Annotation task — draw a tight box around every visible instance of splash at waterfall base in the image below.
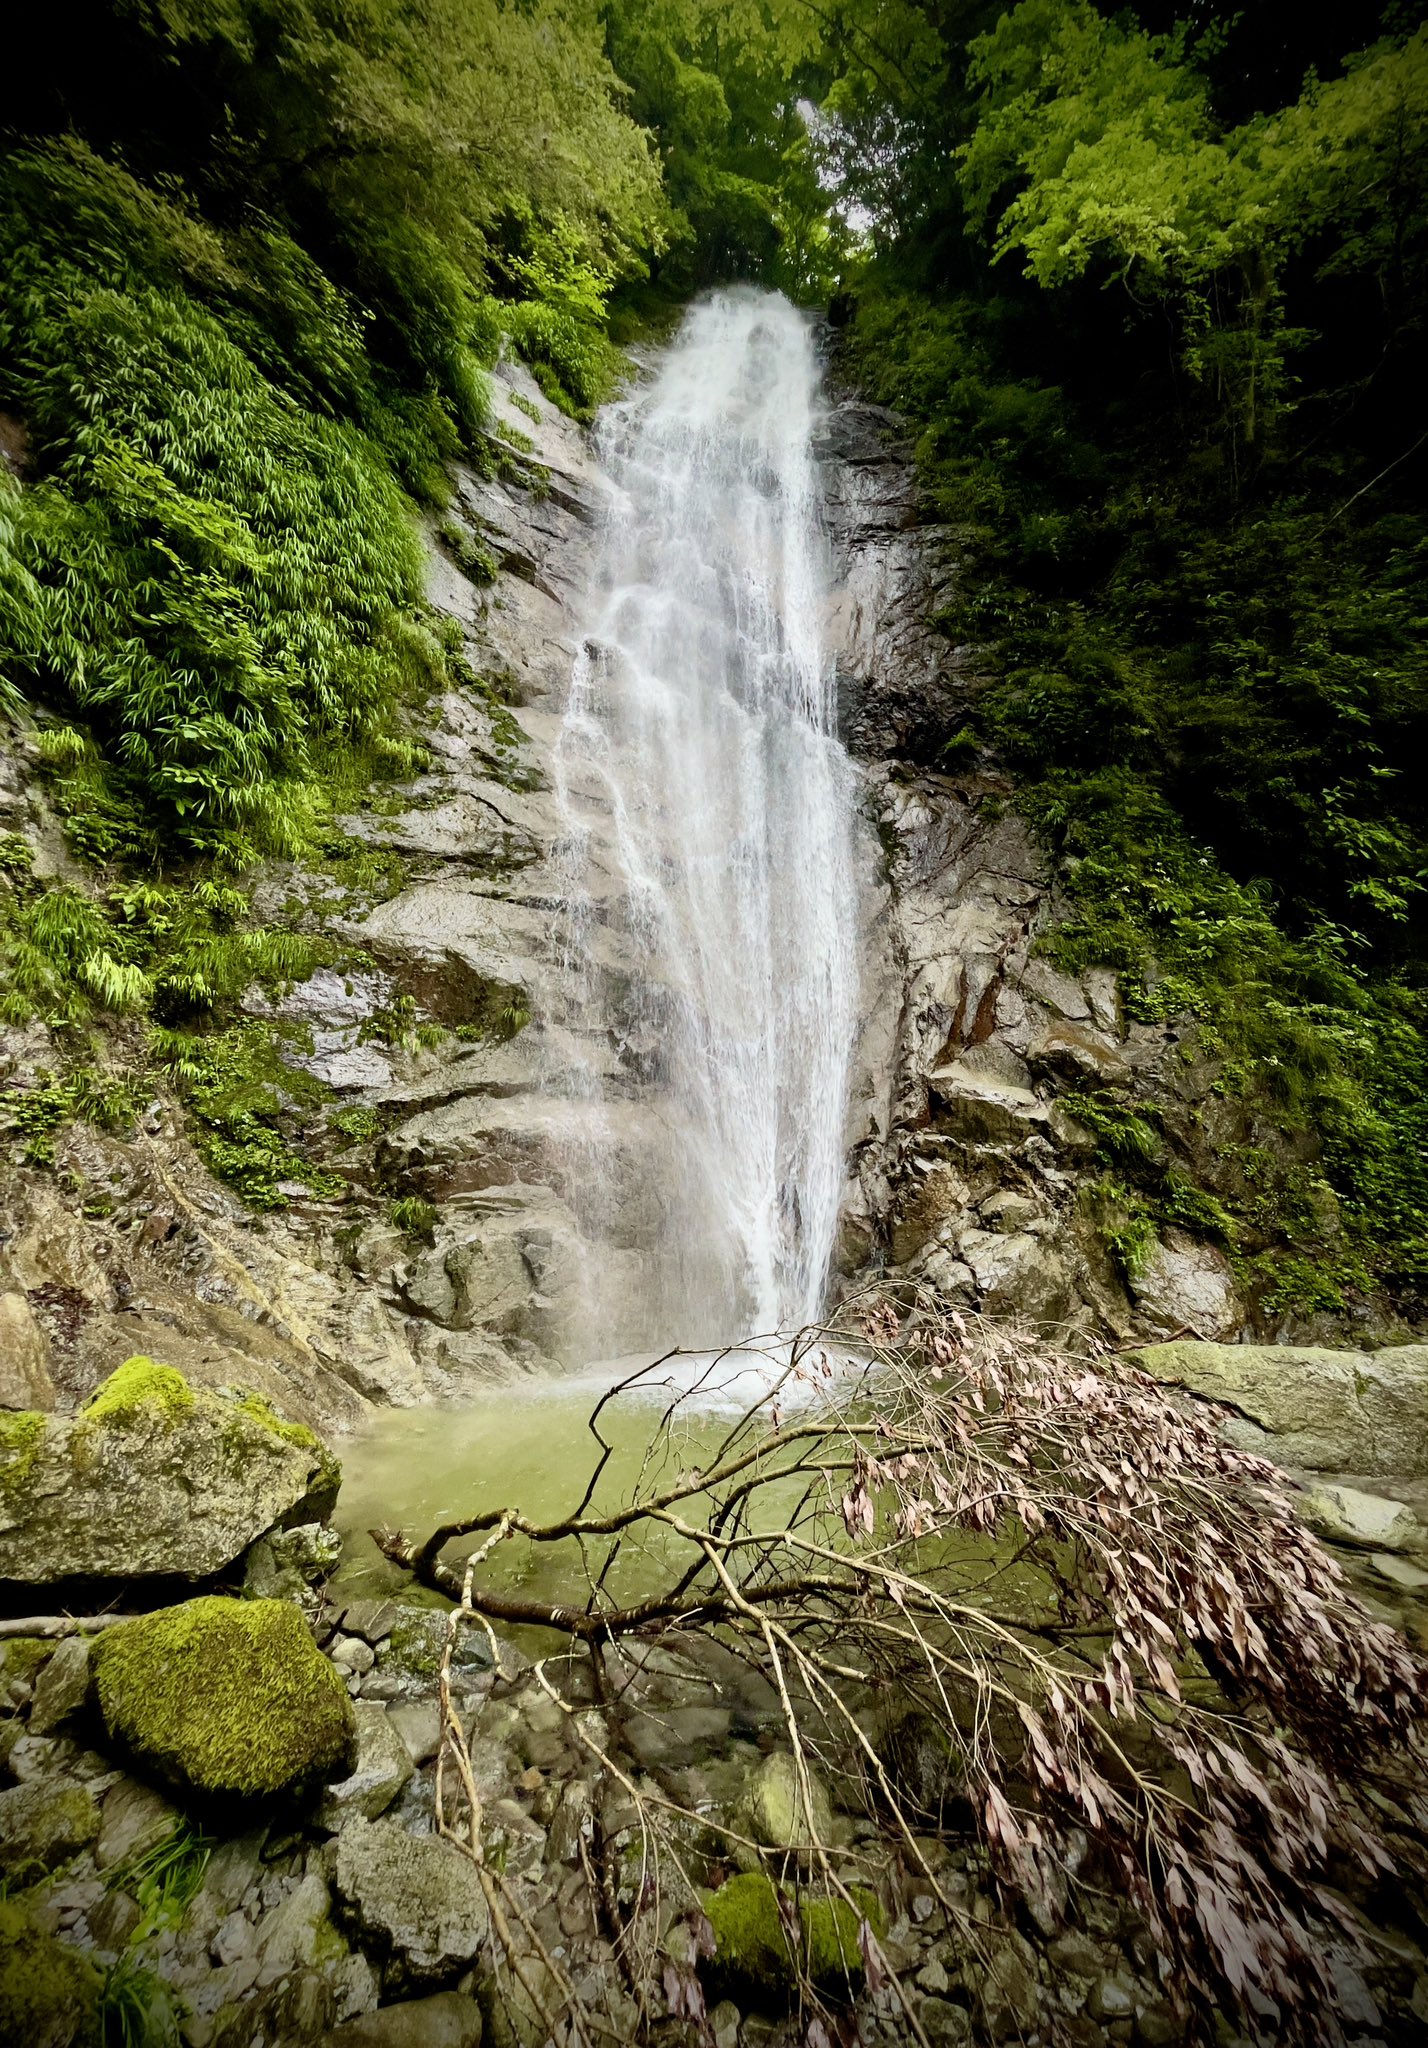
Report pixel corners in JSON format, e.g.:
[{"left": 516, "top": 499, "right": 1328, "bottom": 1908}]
[{"left": 4, "top": 1301, "right": 1427, "bottom": 2048}]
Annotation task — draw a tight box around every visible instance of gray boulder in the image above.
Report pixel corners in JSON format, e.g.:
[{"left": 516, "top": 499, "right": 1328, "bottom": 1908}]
[
  {"left": 317, "top": 1705, "right": 415, "bottom": 1829},
  {"left": 0, "top": 1357, "right": 340, "bottom": 1583},
  {"left": 333, "top": 1817, "right": 490, "bottom": 1988},
  {"left": 1129, "top": 1341, "right": 1428, "bottom": 1475}
]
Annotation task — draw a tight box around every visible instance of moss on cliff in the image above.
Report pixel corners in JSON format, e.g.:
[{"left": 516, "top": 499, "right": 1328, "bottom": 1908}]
[{"left": 91, "top": 1597, "right": 355, "bottom": 1799}]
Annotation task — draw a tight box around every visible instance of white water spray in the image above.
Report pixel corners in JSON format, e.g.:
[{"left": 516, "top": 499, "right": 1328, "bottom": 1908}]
[{"left": 551, "top": 288, "right": 859, "bottom": 1350}]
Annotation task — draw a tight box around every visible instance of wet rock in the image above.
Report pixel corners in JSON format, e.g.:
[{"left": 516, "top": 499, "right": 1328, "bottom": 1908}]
[
  {"left": 388, "top": 1699, "right": 442, "bottom": 1765},
  {"left": 738, "top": 1750, "right": 835, "bottom": 1861},
  {"left": 0, "top": 1290, "right": 56, "bottom": 1410},
  {"left": 329, "top": 1991, "right": 484, "bottom": 2048},
  {"left": 27, "top": 1637, "right": 92, "bottom": 1735},
  {"left": 332, "top": 1815, "right": 490, "bottom": 1988},
  {"left": 1130, "top": 1340, "right": 1428, "bottom": 1474},
  {"left": 1299, "top": 1482, "right": 1425, "bottom": 1553},
  {"left": 89, "top": 1887, "right": 143, "bottom": 1952},
  {"left": 253, "top": 1871, "right": 332, "bottom": 1983},
  {"left": 318, "top": 1704, "right": 415, "bottom": 1827},
  {"left": 1087, "top": 1971, "right": 1137, "bottom": 2020},
  {"left": 624, "top": 1704, "right": 731, "bottom": 1767},
  {"left": 978, "top": 1934, "right": 1039, "bottom": 2040},
  {"left": 91, "top": 1597, "right": 355, "bottom": 1798},
  {"left": 243, "top": 1521, "right": 343, "bottom": 1603},
  {"left": 918, "top": 2000, "right": 973, "bottom": 2046},
  {"left": 0, "top": 1776, "right": 101, "bottom": 1874},
  {"left": 0, "top": 1358, "right": 340, "bottom": 1584},
  {"left": 96, "top": 1776, "right": 181, "bottom": 1872},
  {"left": 1129, "top": 1232, "right": 1243, "bottom": 1341},
  {"left": 1369, "top": 1551, "right": 1428, "bottom": 1592},
  {"left": 343, "top": 1599, "right": 401, "bottom": 1645}
]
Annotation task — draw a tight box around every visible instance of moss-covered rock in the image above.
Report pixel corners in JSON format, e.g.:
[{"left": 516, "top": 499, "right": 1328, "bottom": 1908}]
[
  {"left": 699, "top": 1871, "right": 881, "bottom": 2010},
  {"left": 0, "top": 1779, "right": 102, "bottom": 1879},
  {"left": 0, "top": 1897, "right": 102, "bottom": 2048},
  {"left": 91, "top": 1596, "right": 355, "bottom": 1799},
  {"left": 0, "top": 1358, "right": 341, "bottom": 1583}
]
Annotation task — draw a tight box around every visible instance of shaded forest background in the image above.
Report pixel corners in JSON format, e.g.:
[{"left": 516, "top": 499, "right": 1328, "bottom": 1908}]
[{"left": 1, "top": 0, "right": 1425, "bottom": 1320}]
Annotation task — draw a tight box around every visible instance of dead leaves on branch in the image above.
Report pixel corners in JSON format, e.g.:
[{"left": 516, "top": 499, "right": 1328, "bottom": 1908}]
[{"left": 383, "top": 1287, "right": 1428, "bottom": 2048}]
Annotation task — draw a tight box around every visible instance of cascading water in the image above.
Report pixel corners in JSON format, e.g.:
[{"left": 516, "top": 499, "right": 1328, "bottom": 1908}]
[{"left": 550, "top": 287, "right": 859, "bottom": 1351}]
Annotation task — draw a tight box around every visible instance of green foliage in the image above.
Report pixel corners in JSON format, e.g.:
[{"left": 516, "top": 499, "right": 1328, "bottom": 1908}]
[
  {"left": 388, "top": 1195, "right": 438, "bottom": 1241},
  {"left": 5, "top": 1067, "right": 146, "bottom": 1166},
  {"left": 151, "top": 1022, "right": 343, "bottom": 1210},
  {"left": 842, "top": 7, "right": 1428, "bottom": 1310},
  {"left": 99, "top": 1825, "right": 209, "bottom": 2048},
  {"left": 329, "top": 1104, "right": 383, "bottom": 1144}
]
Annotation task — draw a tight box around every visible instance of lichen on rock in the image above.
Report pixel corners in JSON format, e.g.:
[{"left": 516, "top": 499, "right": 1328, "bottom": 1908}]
[{"left": 90, "top": 1595, "right": 355, "bottom": 1799}]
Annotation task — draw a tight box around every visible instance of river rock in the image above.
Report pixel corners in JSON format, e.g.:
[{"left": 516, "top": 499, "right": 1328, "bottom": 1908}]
[
  {"left": 329, "top": 1992, "right": 484, "bottom": 2048},
  {"left": 738, "top": 1750, "right": 835, "bottom": 1860},
  {"left": 332, "top": 1816, "right": 490, "bottom": 1988},
  {"left": 95, "top": 1776, "right": 181, "bottom": 1871},
  {"left": 317, "top": 1704, "right": 415, "bottom": 1828},
  {"left": 1129, "top": 1232, "right": 1243, "bottom": 1340},
  {"left": 90, "top": 1596, "right": 355, "bottom": 1798},
  {"left": 1128, "top": 1340, "right": 1428, "bottom": 1475},
  {"left": 0, "top": 1357, "right": 340, "bottom": 1584},
  {"left": 27, "top": 1637, "right": 92, "bottom": 1735}
]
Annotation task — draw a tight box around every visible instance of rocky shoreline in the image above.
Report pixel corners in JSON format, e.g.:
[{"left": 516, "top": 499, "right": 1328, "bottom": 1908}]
[{"left": 3, "top": 1349, "right": 1428, "bottom": 2047}]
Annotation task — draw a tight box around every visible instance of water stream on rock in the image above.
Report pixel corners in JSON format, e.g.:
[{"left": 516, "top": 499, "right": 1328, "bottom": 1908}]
[
  {"left": 337, "top": 290, "right": 861, "bottom": 1588},
  {"left": 549, "top": 287, "right": 858, "bottom": 1353}
]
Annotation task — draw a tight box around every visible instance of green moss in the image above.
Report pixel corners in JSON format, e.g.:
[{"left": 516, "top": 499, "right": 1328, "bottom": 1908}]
[
  {"left": 0, "top": 1898, "right": 103, "bottom": 2048},
  {"left": 80, "top": 1356, "right": 194, "bottom": 1429},
  {"left": 232, "top": 1393, "right": 341, "bottom": 1504},
  {"left": 699, "top": 1872, "right": 881, "bottom": 2010},
  {"left": 382, "top": 1607, "right": 446, "bottom": 1678},
  {"left": 0, "top": 1635, "right": 53, "bottom": 1689},
  {"left": 0, "top": 1411, "right": 46, "bottom": 1503},
  {"left": 90, "top": 1596, "right": 355, "bottom": 1799}
]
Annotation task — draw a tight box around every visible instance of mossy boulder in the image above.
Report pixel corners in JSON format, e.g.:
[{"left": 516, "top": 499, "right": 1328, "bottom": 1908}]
[
  {"left": 0, "top": 1898, "right": 102, "bottom": 2048},
  {"left": 0, "top": 1779, "right": 102, "bottom": 1878},
  {"left": 699, "top": 1871, "right": 882, "bottom": 2010},
  {"left": 0, "top": 1358, "right": 341, "bottom": 1584},
  {"left": 90, "top": 1596, "right": 355, "bottom": 1799}
]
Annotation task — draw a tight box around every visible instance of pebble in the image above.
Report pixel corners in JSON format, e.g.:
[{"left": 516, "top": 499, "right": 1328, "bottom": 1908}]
[
  {"left": 916, "top": 1959, "right": 951, "bottom": 1996},
  {"left": 213, "top": 1910, "right": 254, "bottom": 1967},
  {"left": 331, "top": 1635, "right": 377, "bottom": 1675}
]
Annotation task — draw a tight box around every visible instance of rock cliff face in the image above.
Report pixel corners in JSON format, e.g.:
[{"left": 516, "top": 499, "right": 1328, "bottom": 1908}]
[
  {"left": 0, "top": 347, "right": 1302, "bottom": 1432},
  {"left": 818, "top": 384, "right": 1245, "bottom": 1345}
]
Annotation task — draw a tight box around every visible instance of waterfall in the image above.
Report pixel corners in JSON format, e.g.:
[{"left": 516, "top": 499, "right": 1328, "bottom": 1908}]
[{"left": 551, "top": 287, "right": 858, "bottom": 1351}]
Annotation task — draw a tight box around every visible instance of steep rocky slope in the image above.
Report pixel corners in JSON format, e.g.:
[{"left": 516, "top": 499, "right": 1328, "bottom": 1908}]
[{"left": 0, "top": 344, "right": 1398, "bottom": 1439}]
